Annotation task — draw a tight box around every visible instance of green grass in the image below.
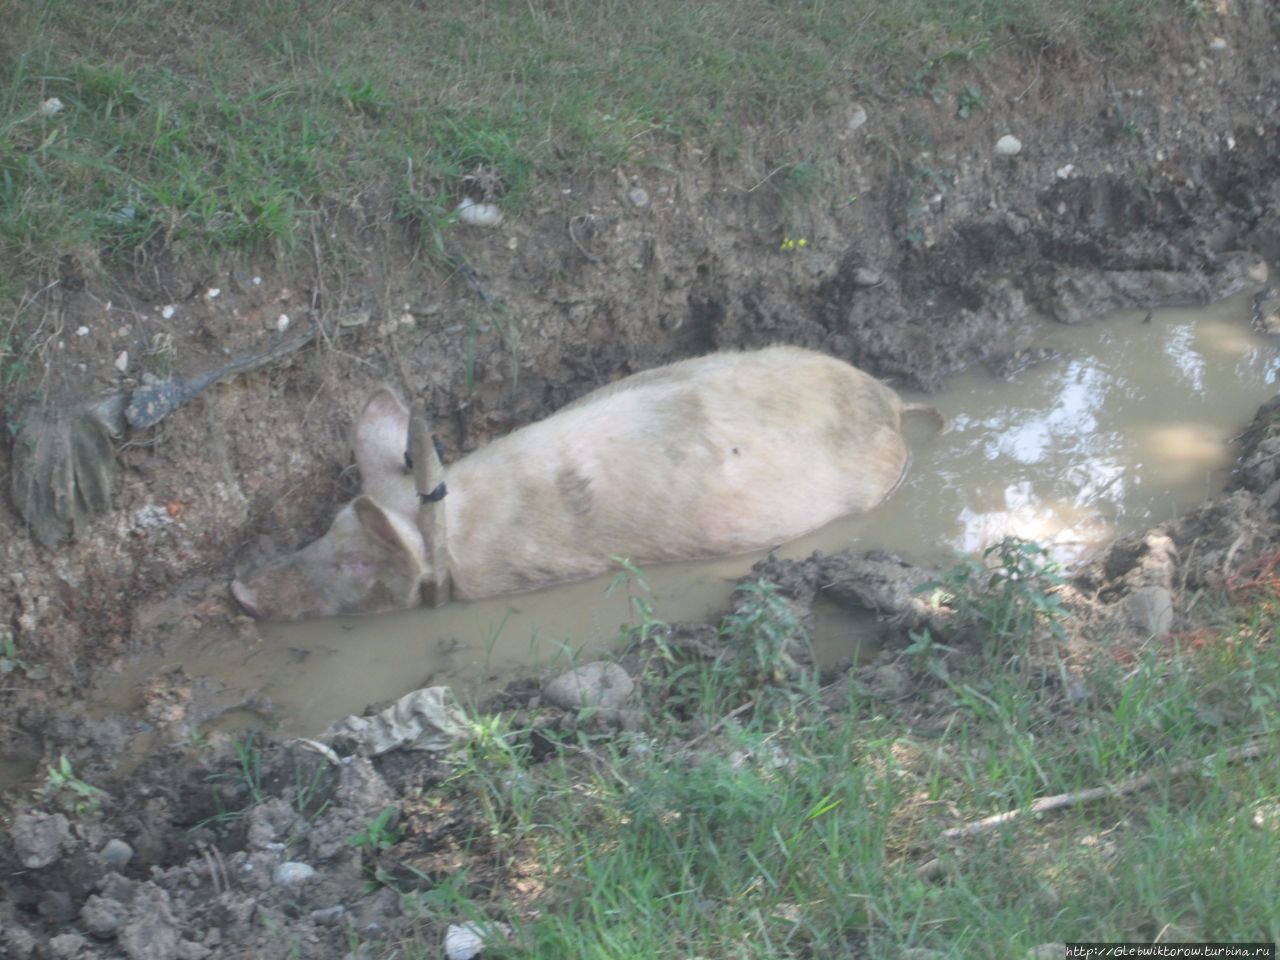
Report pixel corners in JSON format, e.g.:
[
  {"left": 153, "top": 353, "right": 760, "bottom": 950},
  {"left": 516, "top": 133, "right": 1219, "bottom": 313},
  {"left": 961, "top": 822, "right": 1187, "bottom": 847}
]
[
  {"left": 386, "top": 570, "right": 1280, "bottom": 958},
  {"left": 1, "top": 0, "right": 1193, "bottom": 293}
]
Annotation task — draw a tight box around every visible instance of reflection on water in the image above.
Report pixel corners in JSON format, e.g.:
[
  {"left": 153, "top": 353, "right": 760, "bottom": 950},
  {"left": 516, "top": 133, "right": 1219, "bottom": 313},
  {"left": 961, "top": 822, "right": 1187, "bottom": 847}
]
[{"left": 97, "top": 290, "right": 1279, "bottom": 734}]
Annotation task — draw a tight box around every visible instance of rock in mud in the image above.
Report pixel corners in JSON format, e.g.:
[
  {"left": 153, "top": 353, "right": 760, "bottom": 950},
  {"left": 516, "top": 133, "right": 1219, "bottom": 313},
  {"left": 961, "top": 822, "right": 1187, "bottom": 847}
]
[
  {"left": 544, "top": 662, "right": 634, "bottom": 711},
  {"left": 98, "top": 838, "right": 133, "bottom": 870},
  {"left": 10, "top": 811, "right": 72, "bottom": 869},
  {"left": 1124, "top": 585, "right": 1174, "bottom": 639},
  {"left": 995, "top": 134, "right": 1023, "bottom": 156},
  {"left": 272, "top": 861, "right": 316, "bottom": 886},
  {"left": 445, "top": 922, "right": 512, "bottom": 960},
  {"left": 849, "top": 266, "right": 883, "bottom": 287}
]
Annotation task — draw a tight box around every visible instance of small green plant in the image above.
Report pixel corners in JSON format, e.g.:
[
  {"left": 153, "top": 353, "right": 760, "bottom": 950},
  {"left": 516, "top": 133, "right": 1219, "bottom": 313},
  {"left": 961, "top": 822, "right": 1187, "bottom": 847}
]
[
  {"left": 779, "top": 234, "right": 808, "bottom": 252},
  {"left": 719, "top": 579, "right": 804, "bottom": 683},
  {"left": 190, "top": 732, "right": 268, "bottom": 834},
  {"left": 0, "top": 630, "right": 48, "bottom": 680},
  {"left": 920, "top": 536, "right": 1069, "bottom": 643},
  {"left": 40, "top": 755, "right": 108, "bottom": 816},
  {"left": 609, "top": 557, "right": 670, "bottom": 657},
  {"left": 346, "top": 805, "right": 402, "bottom": 852},
  {"left": 956, "top": 84, "right": 984, "bottom": 119}
]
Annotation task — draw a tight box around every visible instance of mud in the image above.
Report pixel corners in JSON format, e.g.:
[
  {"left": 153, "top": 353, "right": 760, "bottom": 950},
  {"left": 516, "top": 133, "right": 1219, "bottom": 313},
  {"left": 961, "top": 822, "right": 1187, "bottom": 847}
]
[{"left": 3, "top": 6, "right": 1280, "bottom": 957}]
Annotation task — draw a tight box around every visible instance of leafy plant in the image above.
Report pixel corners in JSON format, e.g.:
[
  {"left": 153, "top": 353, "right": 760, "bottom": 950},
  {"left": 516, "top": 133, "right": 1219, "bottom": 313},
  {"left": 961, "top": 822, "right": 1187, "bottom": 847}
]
[
  {"left": 719, "top": 579, "right": 805, "bottom": 684},
  {"left": 0, "top": 630, "right": 48, "bottom": 680},
  {"left": 956, "top": 83, "right": 984, "bottom": 119},
  {"left": 346, "top": 805, "right": 402, "bottom": 852},
  {"left": 40, "top": 754, "right": 108, "bottom": 816},
  {"left": 920, "top": 536, "right": 1069, "bottom": 643},
  {"left": 609, "top": 557, "right": 670, "bottom": 657}
]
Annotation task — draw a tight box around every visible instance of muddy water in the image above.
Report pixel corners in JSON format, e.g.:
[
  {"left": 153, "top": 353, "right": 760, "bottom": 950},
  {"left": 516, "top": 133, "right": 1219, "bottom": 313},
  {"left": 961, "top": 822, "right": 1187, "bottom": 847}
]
[{"left": 100, "top": 291, "right": 1279, "bottom": 735}]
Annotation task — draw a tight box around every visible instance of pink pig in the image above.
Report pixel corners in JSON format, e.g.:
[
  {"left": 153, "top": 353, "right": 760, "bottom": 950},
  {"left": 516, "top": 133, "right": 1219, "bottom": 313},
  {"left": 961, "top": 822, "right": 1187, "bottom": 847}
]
[{"left": 231, "top": 346, "right": 941, "bottom": 620}]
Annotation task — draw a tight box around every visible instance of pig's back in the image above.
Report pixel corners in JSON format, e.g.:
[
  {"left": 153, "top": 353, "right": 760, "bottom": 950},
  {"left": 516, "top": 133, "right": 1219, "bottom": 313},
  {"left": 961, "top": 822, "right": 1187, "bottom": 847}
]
[{"left": 446, "top": 347, "right": 910, "bottom": 596}]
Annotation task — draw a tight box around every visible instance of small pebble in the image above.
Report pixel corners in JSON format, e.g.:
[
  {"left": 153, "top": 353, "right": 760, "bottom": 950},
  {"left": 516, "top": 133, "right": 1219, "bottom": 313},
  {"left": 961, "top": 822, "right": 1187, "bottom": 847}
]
[
  {"left": 114, "top": 351, "right": 128, "bottom": 373},
  {"left": 456, "top": 198, "right": 503, "bottom": 227},
  {"left": 99, "top": 839, "right": 133, "bottom": 869},
  {"left": 272, "top": 861, "right": 315, "bottom": 885},
  {"left": 76, "top": 326, "right": 89, "bottom": 336},
  {"left": 161, "top": 304, "right": 176, "bottom": 319},
  {"left": 38, "top": 97, "right": 64, "bottom": 117},
  {"left": 205, "top": 287, "right": 221, "bottom": 299},
  {"left": 276, "top": 313, "right": 290, "bottom": 332},
  {"left": 995, "top": 134, "right": 1023, "bottom": 156},
  {"left": 627, "top": 187, "right": 650, "bottom": 208}
]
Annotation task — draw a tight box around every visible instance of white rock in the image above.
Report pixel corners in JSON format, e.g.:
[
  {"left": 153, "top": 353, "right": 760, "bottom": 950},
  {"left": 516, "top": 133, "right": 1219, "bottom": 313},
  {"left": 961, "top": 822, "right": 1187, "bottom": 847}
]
[
  {"left": 995, "top": 134, "right": 1023, "bottom": 156},
  {"left": 205, "top": 287, "right": 221, "bottom": 299},
  {"left": 252, "top": 276, "right": 262, "bottom": 285},
  {"left": 445, "top": 922, "right": 511, "bottom": 960},
  {"left": 276, "top": 313, "right": 290, "bottom": 332},
  {"left": 76, "top": 326, "right": 89, "bottom": 336},
  {"left": 847, "top": 103, "right": 868, "bottom": 133},
  {"left": 627, "top": 187, "right": 650, "bottom": 208},
  {"left": 161, "top": 304, "right": 176, "bottom": 319},
  {"left": 1208, "top": 36, "right": 1228, "bottom": 51},
  {"left": 1125, "top": 586, "right": 1173, "bottom": 639},
  {"left": 545, "top": 662, "right": 634, "bottom": 711},
  {"left": 38, "top": 97, "right": 63, "bottom": 117},
  {"left": 114, "top": 351, "right": 128, "bottom": 373},
  {"left": 455, "top": 197, "right": 503, "bottom": 227},
  {"left": 1055, "top": 163, "right": 1076, "bottom": 180},
  {"left": 272, "top": 861, "right": 315, "bottom": 885}
]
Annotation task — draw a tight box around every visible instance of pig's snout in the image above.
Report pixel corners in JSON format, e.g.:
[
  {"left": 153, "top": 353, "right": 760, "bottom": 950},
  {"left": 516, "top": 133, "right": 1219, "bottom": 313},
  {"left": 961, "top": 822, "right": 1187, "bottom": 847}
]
[{"left": 230, "top": 580, "right": 262, "bottom": 618}]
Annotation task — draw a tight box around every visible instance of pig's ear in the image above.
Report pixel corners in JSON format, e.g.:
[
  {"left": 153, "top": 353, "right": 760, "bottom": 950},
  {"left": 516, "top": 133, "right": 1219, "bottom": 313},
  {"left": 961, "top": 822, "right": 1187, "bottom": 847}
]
[
  {"left": 355, "top": 387, "right": 411, "bottom": 488},
  {"left": 352, "top": 495, "right": 426, "bottom": 568}
]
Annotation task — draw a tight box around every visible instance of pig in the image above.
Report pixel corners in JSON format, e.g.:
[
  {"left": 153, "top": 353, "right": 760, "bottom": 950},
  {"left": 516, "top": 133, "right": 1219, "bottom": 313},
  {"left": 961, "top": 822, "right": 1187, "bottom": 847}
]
[{"left": 230, "top": 346, "right": 943, "bottom": 620}]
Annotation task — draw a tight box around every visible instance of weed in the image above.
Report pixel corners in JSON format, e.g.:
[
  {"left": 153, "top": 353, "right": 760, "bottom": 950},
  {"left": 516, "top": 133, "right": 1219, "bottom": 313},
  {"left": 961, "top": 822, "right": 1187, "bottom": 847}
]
[
  {"left": 39, "top": 754, "right": 107, "bottom": 817},
  {"left": 956, "top": 84, "right": 984, "bottom": 119},
  {"left": 920, "top": 536, "right": 1068, "bottom": 644},
  {"left": 190, "top": 732, "right": 268, "bottom": 835},
  {"left": 345, "top": 805, "right": 402, "bottom": 853},
  {"left": 0, "top": 629, "right": 48, "bottom": 680},
  {"left": 609, "top": 557, "right": 670, "bottom": 657}
]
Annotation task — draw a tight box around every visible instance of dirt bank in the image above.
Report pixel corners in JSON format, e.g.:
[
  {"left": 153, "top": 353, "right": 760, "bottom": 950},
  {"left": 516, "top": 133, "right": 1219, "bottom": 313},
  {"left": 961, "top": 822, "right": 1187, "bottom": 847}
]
[{"left": 2, "top": 5, "right": 1280, "bottom": 956}]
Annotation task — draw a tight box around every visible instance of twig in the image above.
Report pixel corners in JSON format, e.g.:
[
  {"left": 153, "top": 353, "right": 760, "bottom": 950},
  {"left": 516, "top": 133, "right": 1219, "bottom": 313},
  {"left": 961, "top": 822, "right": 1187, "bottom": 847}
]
[
  {"left": 940, "top": 739, "right": 1269, "bottom": 842},
  {"left": 683, "top": 701, "right": 754, "bottom": 750},
  {"left": 568, "top": 215, "right": 601, "bottom": 263},
  {"left": 732, "top": 164, "right": 791, "bottom": 194}
]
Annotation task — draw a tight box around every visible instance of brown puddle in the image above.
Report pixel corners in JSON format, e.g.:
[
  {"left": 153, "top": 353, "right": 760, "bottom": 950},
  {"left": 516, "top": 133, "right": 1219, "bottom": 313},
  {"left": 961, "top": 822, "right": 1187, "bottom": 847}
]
[{"left": 97, "top": 291, "right": 1279, "bottom": 735}]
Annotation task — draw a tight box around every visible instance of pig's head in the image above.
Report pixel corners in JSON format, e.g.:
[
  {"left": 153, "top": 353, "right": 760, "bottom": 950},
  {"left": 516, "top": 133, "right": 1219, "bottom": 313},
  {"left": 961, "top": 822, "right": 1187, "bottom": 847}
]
[
  {"left": 231, "top": 386, "right": 442, "bottom": 621},
  {"left": 231, "top": 495, "right": 428, "bottom": 620}
]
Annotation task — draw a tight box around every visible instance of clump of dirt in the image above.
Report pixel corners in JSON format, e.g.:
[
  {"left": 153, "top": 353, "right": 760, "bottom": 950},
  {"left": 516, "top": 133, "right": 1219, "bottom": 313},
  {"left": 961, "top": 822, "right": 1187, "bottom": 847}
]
[{"left": 3, "top": 6, "right": 1280, "bottom": 956}]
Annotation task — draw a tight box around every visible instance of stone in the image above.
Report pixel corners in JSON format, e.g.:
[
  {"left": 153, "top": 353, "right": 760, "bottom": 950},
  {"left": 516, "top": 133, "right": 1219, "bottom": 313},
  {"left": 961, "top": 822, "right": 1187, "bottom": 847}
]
[
  {"left": 272, "top": 861, "right": 316, "bottom": 886},
  {"left": 100, "top": 838, "right": 134, "bottom": 870},
  {"left": 850, "top": 266, "right": 883, "bottom": 287},
  {"left": 1125, "top": 585, "right": 1173, "bottom": 638},
  {"left": 544, "top": 662, "right": 634, "bottom": 711},
  {"left": 995, "top": 134, "right": 1023, "bottom": 156}
]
